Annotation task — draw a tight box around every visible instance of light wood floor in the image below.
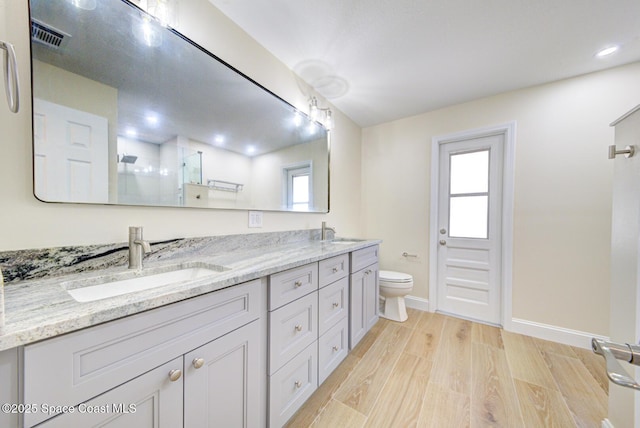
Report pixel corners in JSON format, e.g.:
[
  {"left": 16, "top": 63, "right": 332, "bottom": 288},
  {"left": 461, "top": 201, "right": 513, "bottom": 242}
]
[{"left": 285, "top": 309, "right": 608, "bottom": 428}]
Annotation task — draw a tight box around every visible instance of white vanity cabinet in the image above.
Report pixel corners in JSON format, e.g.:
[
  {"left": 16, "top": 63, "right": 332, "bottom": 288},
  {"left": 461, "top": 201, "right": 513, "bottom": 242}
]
[
  {"left": 267, "top": 263, "right": 319, "bottom": 428},
  {"left": 0, "top": 348, "right": 19, "bottom": 428},
  {"left": 22, "top": 278, "right": 264, "bottom": 428},
  {"left": 349, "top": 245, "right": 380, "bottom": 349},
  {"left": 268, "top": 254, "right": 352, "bottom": 427},
  {"left": 317, "top": 254, "right": 349, "bottom": 385}
]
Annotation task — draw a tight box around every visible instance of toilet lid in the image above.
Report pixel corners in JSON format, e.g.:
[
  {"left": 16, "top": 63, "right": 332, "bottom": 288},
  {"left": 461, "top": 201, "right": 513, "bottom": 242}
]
[{"left": 379, "top": 270, "right": 413, "bottom": 283}]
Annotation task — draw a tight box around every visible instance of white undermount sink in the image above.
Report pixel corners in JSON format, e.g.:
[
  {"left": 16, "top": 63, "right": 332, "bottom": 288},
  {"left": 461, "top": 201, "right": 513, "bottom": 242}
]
[{"left": 62, "top": 263, "right": 228, "bottom": 303}]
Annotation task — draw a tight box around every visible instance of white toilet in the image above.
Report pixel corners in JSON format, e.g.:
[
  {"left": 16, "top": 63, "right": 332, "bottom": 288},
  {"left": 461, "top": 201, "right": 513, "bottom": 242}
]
[{"left": 379, "top": 270, "right": 413, "bottom": 322}]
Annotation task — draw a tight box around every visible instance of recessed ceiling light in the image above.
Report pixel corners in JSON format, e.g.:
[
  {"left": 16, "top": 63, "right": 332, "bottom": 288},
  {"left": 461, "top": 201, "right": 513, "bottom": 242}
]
[{"left": 596, "top": 45, "right": 619, "bottom": 58}]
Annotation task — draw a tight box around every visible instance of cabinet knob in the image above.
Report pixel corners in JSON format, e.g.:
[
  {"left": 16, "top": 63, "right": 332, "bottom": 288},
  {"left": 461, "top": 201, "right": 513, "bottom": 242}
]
[
  {"left": 295, "top": 324, "right": 303, "bottom": 332},
  {"left": 332, "top": 345, "right": 339, "bottom": 352},
  {"left": 192, "top": 358, "right": 205, "bottom": 369},
  {"left": 332, "top": 267, "right": 338, "bottom": 273},
  {"left": 294, "top": 280, "right": 302, "bottom": 288},
  {"left": 295, "top": 380, "right": 302, "bottom": 388},
  {"left": 332, "top": 302, "right": 339, "bottom": 308},
  {"left": 168, "top": 369, "right": 182, "bottom": 382}
]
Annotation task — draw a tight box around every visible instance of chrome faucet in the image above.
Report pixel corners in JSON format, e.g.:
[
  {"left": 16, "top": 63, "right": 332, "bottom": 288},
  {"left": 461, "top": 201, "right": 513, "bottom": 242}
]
[
  {"left": 321, "top": 221, "right": 336, "bottom": 240},
  {"left": 128, "top": 226, "right": 151, "bottom": 269}
]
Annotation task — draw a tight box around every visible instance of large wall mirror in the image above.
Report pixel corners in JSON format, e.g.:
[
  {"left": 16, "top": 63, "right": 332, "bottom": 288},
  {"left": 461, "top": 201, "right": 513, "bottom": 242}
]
[{"left": 29, "top": 0, "right": 330, "bottom": 212}]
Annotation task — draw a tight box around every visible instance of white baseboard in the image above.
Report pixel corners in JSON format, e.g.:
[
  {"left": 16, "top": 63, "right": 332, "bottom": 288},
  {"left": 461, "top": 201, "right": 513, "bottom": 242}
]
[
  {"left": 602, "top": 418, "right": 614, "bottom": 428},
  {"left": 509, "top": 318, "right": 608, "bottom": 350},
  {"left": 405, "top": 295, "right": 429, "bottom": 312}
]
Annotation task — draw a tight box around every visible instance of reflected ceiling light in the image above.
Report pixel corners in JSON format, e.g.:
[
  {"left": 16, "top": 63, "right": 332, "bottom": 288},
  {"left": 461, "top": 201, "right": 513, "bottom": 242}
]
[
  {"left": 66, "top": 0, "right": 97, "bottom": 10},
  {"left": 145, "top": 113, "right": 159, "bottom": 125},
  {"left": 246, "top": 145, "right": 256, "bottom": 155},
  {"left": 596, "top": 45, "right": 619, "bottom": 57},
  {"left": 293, "top": 111, "right": 303, "bottom": 127},
  {"left": 125, "top": 128, "right": 137, "bottom": 138},
  {"left": 133, "top": 16, "right": 162, "bottom": 47},
  {"left": 214, "top": 135, "right": 225, "bottom": 145},
  {"left": 309, "top": 97, "right": 333, "bottom": 130}
]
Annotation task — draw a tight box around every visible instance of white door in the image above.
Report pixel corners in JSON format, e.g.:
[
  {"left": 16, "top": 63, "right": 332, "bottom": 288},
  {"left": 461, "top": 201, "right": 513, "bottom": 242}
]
[
  {"left": 608, "top": 105, "right": 640, "bottom": 427},
  {"left": 435, "top": 133, "right": 504, "bottom": 325},
  {"left": 33, "top": 98, "right": 109, "bottom": 203}
]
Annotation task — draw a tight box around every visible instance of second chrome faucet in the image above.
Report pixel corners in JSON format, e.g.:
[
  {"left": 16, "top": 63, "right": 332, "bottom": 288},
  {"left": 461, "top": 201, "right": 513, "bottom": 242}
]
[{"left": 128, "top": 226, "right": 151, "bottom": 269}]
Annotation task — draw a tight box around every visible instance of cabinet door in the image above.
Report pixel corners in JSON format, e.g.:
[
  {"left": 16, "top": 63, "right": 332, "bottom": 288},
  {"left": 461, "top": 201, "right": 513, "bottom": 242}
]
[
  {"left": 364, "top": 263, "right": 380, "bottom": 330},
  {"left": 350, "top": 263, "right": 379, "bottom": 350},
  {"left": 38, "top": 358, "right": 184, "bottom": 428},
  {"left": 184, "top": 320, "right": 262, "bottom": 428},
  {"left": 350, "top": 269, "right": 366, "bottom": 350}
]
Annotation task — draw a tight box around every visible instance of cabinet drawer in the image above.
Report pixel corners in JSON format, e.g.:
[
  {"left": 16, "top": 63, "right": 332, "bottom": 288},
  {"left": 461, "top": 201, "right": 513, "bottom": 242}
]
[
  {"left": 269, "top": 292, "right": 318, "bottom": 374},
  {"left": 269, "top": 263, "right": 318, "bottom": 310},
  {"left": 351, "top": 245, "right": 379, "bottom": 273},
  {"left": 318, "top": 277, "right": 349, "bottom": 336},
  {"left": 318, "top": 316, "right": 349, "bottom": 385},
  {"left": 269, "top": 341, "right": 318, "bottom": 428},
  {"left": 318, "top": 254, "right": 349, "bottom": 288},
  {"left": 23, "top": 279, "right": 262, "bottom": 427}
]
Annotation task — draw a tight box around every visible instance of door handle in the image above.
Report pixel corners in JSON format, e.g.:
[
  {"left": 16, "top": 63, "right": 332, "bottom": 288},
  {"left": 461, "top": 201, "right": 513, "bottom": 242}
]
[
  {"left": 592, "top": 338, "right": 640, "bottom": 391},
  {"left": 608, "top": 145, "right": 635, "bottom": 159},
  {"left": 0, "top": 40, "right": 19, "bottom": 113}
]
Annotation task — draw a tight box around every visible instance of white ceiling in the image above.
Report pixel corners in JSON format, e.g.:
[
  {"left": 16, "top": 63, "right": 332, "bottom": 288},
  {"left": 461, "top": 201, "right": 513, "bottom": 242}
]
[{"left": 208, "top": 0, "right": 640, "bottom": 127}]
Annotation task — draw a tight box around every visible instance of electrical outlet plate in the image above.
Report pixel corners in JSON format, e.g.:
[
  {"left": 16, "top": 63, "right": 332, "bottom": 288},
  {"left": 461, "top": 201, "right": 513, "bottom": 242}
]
[{"left": 248, "top": 211, "right": 263, "bottom": 228}]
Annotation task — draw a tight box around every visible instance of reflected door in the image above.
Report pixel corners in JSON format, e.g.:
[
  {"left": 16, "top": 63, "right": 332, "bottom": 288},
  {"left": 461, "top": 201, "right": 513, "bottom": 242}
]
[
  {"left": 436, "top": 134, "right": 504, "bottom": 324},
  {"left": 33, "top": 99, "right": 108, "bottom": 203}
]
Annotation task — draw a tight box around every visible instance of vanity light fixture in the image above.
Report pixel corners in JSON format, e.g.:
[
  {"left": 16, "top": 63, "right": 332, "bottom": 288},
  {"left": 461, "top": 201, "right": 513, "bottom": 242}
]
[
  {"left": 134, "top": 0, "right": 176, "bottom": 28},
  {"left": 596, "top": 45, "right": 619, "bottom": 57},
  {"left": 309, "top": 97, "right": 334, "bottom": 130}
]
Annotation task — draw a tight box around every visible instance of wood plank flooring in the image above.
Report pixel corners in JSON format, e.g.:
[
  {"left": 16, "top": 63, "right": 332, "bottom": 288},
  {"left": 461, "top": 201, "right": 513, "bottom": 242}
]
[{"left": 285, "top": 309, "right": 608, "bottom": 428}]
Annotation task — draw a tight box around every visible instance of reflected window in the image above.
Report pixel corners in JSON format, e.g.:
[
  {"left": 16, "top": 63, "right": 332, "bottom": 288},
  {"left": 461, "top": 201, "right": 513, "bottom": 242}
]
[
  {"left": 449, "top": 150, "right": 489, "bottom": 238},
  {"left": 284, "top": 163, "right": 312, "bottom": 211}
]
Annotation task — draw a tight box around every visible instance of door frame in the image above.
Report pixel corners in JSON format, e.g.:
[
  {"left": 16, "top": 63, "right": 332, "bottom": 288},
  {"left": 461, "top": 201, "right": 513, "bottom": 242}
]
[{"left": 428, "top": 122, "right": 516, "bottom": 327}]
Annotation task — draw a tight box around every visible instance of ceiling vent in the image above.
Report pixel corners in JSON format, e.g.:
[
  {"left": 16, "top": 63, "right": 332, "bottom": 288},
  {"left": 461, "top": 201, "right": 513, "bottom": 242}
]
[{"left": 31, "top": 19, "right": 71, "bottom": 49}]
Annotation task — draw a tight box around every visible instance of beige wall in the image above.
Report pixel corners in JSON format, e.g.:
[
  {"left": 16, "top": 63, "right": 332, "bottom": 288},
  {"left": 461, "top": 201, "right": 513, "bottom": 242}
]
[
  {"left": 362, "top": 61, "right": 640, "bottom": 336},
  {"left": 0, "top": 0, "right": 362, "bottom": 251}
]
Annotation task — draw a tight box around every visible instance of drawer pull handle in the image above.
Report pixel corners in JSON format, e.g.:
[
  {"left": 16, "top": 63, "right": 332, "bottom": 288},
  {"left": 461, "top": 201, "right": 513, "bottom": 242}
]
[
  {"left": 294, "top": 280, "right": 303, "bottom": 288},
  {"left": 332, "top": 267, "right": 339, "bottom": 273},
  {"left": 332, "top": 302, "right": 340, "bottom": 308},
  {"left": 192, "top": 358, "right": 205, "bottom": 369},
  {"left": 295, "top": 324, "right": 303, "bottom": 332},
  {"left": 295, "top": 380, "right": 302, "bottom": 388},
  {"left": 168, "top": 369, "right": 182, "bottom": 382},
  {"left": 332, "top": 345, "right": 339, "bottom": 352}
]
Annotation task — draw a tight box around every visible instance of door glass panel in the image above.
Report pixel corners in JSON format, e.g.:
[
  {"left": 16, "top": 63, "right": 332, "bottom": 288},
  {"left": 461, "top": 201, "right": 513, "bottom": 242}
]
[
  {"left": 449, "top": 196, "right": 488, "bottom": 238},
  {"left": 450, "top": 150, "right": 489, "bottom": 194}
]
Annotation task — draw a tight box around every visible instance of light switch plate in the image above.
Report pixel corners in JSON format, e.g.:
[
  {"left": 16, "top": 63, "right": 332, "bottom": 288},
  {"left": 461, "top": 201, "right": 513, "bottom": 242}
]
[{"left": 248, "top": 211, "right": 263, "bottom": 228}]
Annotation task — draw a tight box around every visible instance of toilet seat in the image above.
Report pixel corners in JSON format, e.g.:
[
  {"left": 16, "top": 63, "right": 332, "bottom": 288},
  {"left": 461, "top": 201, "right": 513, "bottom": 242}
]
[{"left": 379, "top": 270, "right": 413, "bottom": 283}]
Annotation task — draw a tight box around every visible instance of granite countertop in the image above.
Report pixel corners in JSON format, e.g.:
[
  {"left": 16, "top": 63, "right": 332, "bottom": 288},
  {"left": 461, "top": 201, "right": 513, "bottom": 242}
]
[{"left": 0, "top": 237, "right": 380, "bottom": 352}]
